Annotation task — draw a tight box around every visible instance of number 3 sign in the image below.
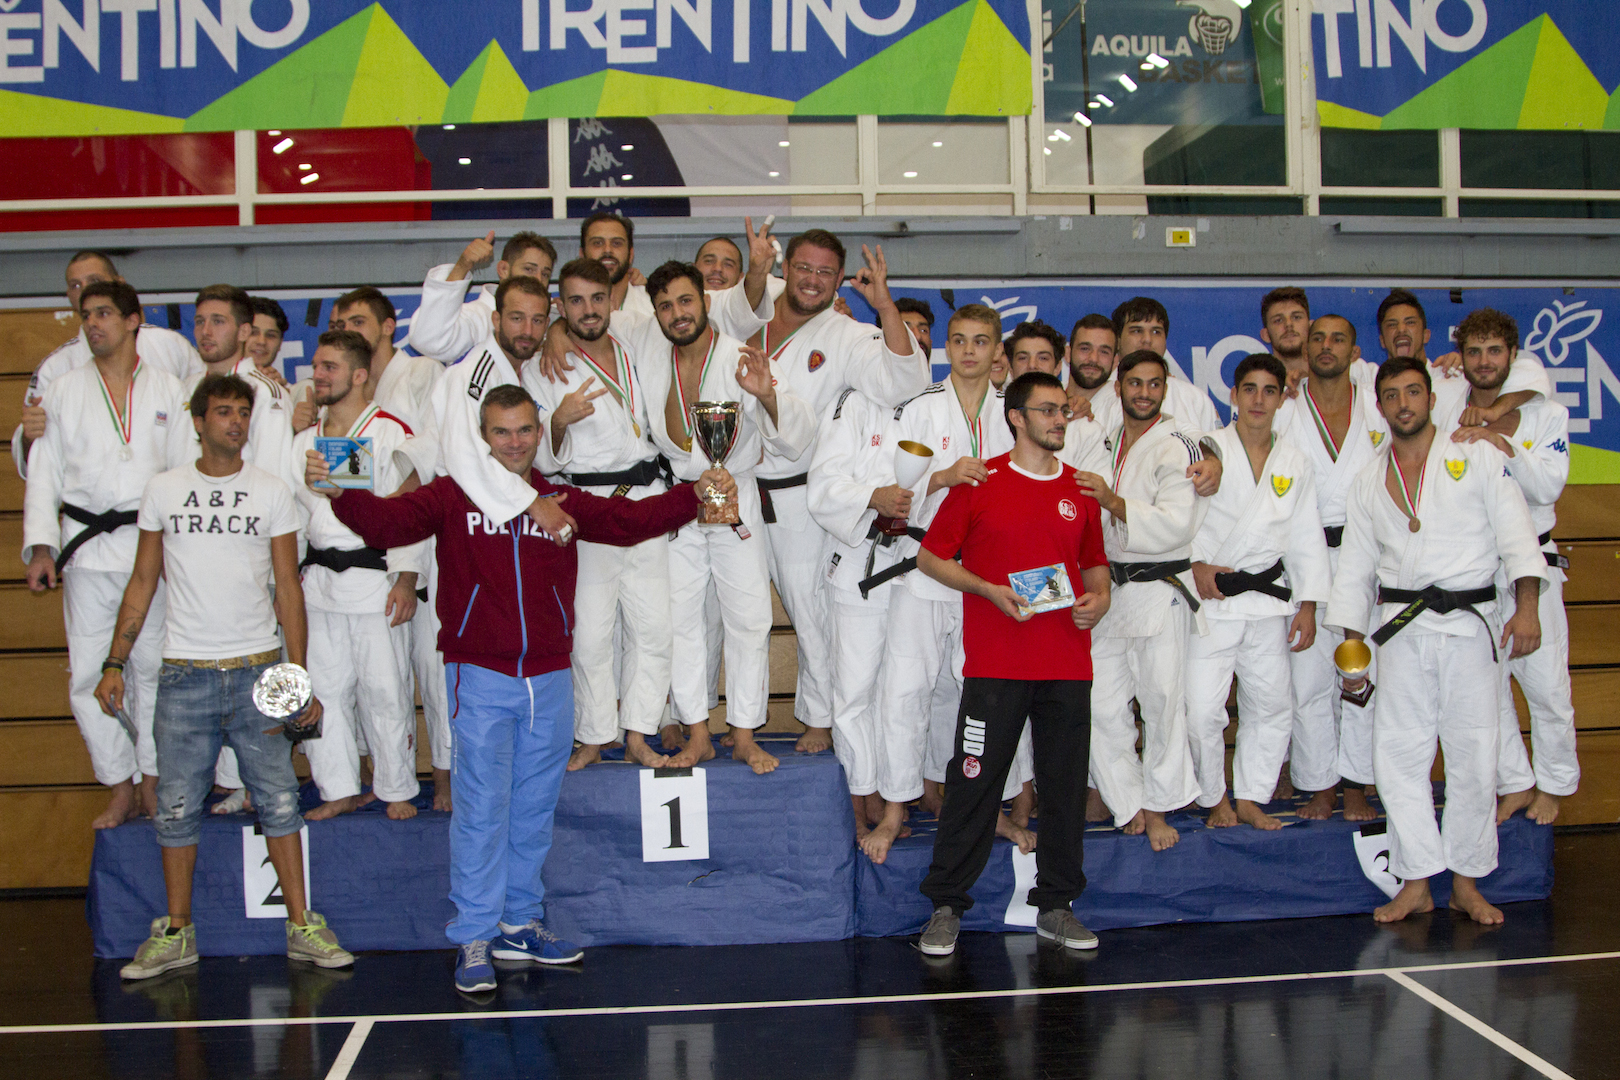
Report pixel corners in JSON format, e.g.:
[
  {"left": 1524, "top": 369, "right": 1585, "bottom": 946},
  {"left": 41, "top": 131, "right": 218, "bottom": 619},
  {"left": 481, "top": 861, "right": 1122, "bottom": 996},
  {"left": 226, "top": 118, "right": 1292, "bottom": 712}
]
[{"left": 638, "top": 767, "right": 710, "bottom": 862}]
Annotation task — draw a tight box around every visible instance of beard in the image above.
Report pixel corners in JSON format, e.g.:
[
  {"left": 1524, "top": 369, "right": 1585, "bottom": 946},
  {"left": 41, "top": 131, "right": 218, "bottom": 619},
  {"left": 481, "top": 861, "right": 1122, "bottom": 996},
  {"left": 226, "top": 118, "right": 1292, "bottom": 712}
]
[
  {"left": 662, "top": 310, "right": 709, "bottom": 348},
  {"left": 1388, "top": 411, "right": 1429, "bottom": 438},
  {"left": 598, "top": 258, "right": 629, "bottom": 285},
  {"left": 1122, "top": 395, "right": 1163, "bottom": 423},
  {"left": 785, "top": 289, "right": 834, "bottom": 318},
  {"left": 1466, "top": 365, "right": 1509, "bottom": 392},
  {"left": 1072, "top": 363, "right": 1109, "bottom": 391},
  {"left": 497, "top": 328, "right": 540, "bottom": 360},
  {"left": 1030, "top": 426, "right": 1066, "bottom": 451},
  {"left": 1308, "top": 352, "right": 1353, "bottom": 381},
  {"left": 563, "top": 317, "right": 606, "bottom": 343},
  {"left": 1272, "top": 339, "right": 1304, "bottom": 362}
]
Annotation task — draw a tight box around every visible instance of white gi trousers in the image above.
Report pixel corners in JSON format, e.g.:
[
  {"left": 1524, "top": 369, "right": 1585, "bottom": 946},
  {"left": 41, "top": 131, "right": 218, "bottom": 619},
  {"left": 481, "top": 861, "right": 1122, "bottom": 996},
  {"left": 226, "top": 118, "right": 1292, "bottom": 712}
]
[
  {"left": 1495, "top": 574, "right": 1578, "bottom": 797},
  {"left": 665, "top": 476, "right": 772, "bottom": 733},
  {"left": 571, "top": 489, "right": 673, "bottom": 746},
  {"left": 1185, "top": 616, "right": 1294, "bottom": 807},
  {"left": 64, "top": 569, "right": 167, "bottom": 786},
  {"left": 1374, "top": 628, "right": 1500, "bottom": 881},
  {"left": 760, "top": 484, "right": 833, "bottom": 731},
  {"left": 1090, "top": 598, "right": 1200, "bottom": 826},
  {"left": 302, "top": 609, "right": 419, "bottom": 803},
  {"left": 1289, "top": 549, "right": 1376, "bottom": 790},
  {"left": 412, "top": 539, "right": 452, "bottom": 772},
  {"left": 827, "top": 588, "right": 888, "bottom": 796}
]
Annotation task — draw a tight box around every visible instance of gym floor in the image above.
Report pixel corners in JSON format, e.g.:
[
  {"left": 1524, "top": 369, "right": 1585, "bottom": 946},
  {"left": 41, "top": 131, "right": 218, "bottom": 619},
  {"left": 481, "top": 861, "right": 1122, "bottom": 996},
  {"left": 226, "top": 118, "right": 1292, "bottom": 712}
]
[{"left": 1, "top": 830, "right": 1615, "bottom": 1080}]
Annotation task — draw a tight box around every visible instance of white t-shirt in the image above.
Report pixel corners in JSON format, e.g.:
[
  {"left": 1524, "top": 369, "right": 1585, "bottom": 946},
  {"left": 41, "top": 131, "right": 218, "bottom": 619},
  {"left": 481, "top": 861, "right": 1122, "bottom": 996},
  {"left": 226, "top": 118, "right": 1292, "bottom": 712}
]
[{"left": 137, "top": 462, "right": 300, "bottom": 660}]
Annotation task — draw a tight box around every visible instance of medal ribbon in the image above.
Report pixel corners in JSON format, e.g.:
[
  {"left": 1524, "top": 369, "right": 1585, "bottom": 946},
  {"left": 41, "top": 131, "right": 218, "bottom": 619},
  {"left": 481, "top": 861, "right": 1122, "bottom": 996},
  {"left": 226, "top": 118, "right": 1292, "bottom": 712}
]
[
  {"left": 960, "top": 385, "right": 986, "bottom": 459},
  {"left": 1391, "top": 453, "right": 1425, "bottom": 524},
  {"left": 348, "top": 402, "right": 381, "bottom": 438},
  {"left": 578, "top": 337, "right": 637, "bottom": 421},
  {"left": 1303, "top": 381, "right": 1349, "bottom": 462},
  {"left": 94, "top": 356, "right": 139, "bottom": 450},
  {"left": 672, "top": 332, "right": 720, "bottom": 443},
  {"left": 1111, "top": 415, "right": 1161, "bottom": 488}
]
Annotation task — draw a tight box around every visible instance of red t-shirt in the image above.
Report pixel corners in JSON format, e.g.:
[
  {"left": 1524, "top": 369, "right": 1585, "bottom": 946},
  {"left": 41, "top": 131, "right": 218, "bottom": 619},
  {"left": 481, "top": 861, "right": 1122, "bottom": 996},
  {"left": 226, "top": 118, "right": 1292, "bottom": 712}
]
[{"left": 921, "top": 453, "right": 1108, "bottom": 681}]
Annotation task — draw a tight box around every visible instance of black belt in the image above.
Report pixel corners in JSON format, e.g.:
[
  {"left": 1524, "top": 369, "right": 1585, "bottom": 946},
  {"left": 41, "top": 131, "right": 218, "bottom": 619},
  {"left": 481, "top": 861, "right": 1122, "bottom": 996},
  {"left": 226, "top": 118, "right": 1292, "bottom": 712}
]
[
  {"left": 1538, "top": 530, "right": 1569, "bottom": 570},
  {"left": 416, "top": 588, "right": 429, "bottom": 602},
  {"left": 1214, "top": 559, "right": 1291, "bottom": 602},
  {"left": 756, "top": 472, "right": 807, "bottom": 524},
  {"left": 1372, "top": 583, "right": 1498, "bottom": 659},
  {"left": 300, "top": 545, "right": 388, "bottom": 573},
  {"left": 1324, "top": 525, "right": 1344, "bottom": 548},
  {"left": 1109, "top": 559, "right": 1200, "bottom": 612},
  {"left": 856, "top": 521, "right": 928, "bottom": 600},
  {"left": 566, "top": 456, "right": 669, "bottom": 498},
  {"left": 56, "top": 503, "right": 138, "bottom": 574}
]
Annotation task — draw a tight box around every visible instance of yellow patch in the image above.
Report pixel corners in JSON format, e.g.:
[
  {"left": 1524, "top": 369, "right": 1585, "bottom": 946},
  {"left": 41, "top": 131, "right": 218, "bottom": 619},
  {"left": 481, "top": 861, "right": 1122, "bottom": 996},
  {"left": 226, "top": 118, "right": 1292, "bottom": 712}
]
[
  {"left": 1445, "top": 458, "right": 1468, "bottom": 481},
  {"left": 1369, "top": 431, "right": 1385, "bottom": 447},
  {"left": 1522, "top": 439, "right": 1535, "bottom": 450},
  {"left": 1271, "top": 475, "right": 1293, "bottom": 497}
]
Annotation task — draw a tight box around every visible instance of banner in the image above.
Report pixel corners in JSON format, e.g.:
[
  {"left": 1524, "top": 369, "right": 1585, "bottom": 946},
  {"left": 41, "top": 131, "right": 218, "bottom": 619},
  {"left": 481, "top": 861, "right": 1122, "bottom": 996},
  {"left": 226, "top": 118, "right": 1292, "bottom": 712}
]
[
  {"left": 0, "top": 0, "right": 1031, "bottom": 137},
  {"left": 1312, "top": 1, "right": 1620, "bottom": 130}
]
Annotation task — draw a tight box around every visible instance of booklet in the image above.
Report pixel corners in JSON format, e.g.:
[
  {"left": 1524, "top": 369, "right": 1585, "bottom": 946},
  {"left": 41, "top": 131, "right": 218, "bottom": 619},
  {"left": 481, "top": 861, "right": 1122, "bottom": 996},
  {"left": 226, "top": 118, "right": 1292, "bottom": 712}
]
[
  {"left": 1007, "top": 563, "right": 1075, "bottom": 614},
  {"left": 313, "top": 436, "right": 374, "bottom": 490}
]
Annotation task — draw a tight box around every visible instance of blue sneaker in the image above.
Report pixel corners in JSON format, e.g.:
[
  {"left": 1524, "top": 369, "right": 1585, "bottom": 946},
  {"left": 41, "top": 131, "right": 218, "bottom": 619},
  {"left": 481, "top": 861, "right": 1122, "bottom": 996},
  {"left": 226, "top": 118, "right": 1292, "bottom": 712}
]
[
  {"left": 454, "top": 940, "right": 497, "bottom": 993},
  {"left": 492, "top": 920, "right": 584, "bottom": 965}
]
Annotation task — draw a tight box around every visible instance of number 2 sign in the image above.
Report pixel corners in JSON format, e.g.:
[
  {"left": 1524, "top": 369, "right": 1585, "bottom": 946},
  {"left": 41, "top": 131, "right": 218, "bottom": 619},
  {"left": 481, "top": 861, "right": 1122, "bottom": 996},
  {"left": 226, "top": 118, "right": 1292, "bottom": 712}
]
[{"left": 638, "top": 768, "right": 710, "bottom": 862}]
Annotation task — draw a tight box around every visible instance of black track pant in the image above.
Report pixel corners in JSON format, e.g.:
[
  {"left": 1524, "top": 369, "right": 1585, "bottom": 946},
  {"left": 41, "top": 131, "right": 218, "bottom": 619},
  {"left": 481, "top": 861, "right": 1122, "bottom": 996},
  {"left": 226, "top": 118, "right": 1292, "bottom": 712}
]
[{"left": 920, "top": 677, "right": 1091, "bottom": 914}]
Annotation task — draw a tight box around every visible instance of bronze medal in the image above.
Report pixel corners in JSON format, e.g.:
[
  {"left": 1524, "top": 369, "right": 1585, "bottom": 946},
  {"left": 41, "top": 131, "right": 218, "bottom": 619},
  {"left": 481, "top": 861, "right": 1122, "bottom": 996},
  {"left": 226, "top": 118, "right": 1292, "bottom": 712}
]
[{"left": 1409, "top": 517, "right": 1421, "bottom": 533}]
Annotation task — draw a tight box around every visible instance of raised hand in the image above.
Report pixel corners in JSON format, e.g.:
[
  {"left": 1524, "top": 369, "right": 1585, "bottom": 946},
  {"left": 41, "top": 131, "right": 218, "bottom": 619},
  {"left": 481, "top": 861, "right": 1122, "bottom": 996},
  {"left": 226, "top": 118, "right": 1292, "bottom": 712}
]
[
  {"left": 551, "top": 375, "right": 608, "bottom": 432},
  {"left": 452, "top": 231, "right": 496, "bottom": 281},
  {"left": 744, "top": 215, "right": 778, "bottom": 276},
  {"left": 292, "top": 384, "right": 317, "bottom": 433},
  {"left": 846, "top": 244, "right": 894, "bottom": 311},
  {"left": 735, "top": 345, "right": 776, "bottom": 403}
]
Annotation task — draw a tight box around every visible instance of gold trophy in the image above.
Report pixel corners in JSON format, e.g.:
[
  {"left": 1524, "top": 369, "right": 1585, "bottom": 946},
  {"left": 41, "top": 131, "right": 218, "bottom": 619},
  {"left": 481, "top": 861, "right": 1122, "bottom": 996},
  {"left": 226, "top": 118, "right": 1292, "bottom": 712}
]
[
  {"left": 691, "top": 400, "right": 742, "bottom": 525},
  {"left": 1335, "top": 639, "right": 1374, "bottom": 707}
]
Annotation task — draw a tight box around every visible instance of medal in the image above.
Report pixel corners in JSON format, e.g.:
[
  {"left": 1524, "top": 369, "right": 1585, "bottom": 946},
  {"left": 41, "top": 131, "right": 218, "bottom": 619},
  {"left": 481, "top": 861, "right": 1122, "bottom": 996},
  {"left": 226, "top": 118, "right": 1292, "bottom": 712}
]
[
  {"left": 579, "top": 338, "right": 640, "bottom": 440},
  {"left": 1409, "top": 518, "right": 1421, "bottom": 533},
  {"left": 1391, "top": 453, "right": 1426, "bottom": 534},
  {"left": 634, "top": 421, "right": 642, "bottom": 438},
  {"left": 119, "top": 446, "right": 133, "bottom": 462},
  {"left": 673, "top": 333, "right": 720, "bottom": 455},
  {"left": 96, "top": 357, "right": 139, "bottom": 463}
]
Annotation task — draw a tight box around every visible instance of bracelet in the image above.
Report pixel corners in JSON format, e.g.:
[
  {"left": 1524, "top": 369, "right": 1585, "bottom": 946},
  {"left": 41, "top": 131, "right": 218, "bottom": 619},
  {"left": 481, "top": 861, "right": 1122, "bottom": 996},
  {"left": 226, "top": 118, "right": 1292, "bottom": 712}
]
[{"left": 101, "top": 657, "right": 126, "bottom": 672}]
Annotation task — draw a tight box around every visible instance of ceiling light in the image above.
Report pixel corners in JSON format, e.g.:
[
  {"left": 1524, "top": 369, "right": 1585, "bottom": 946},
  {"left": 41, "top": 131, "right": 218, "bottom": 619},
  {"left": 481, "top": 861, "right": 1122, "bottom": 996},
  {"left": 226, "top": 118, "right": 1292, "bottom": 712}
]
[
  {"left": 1043, "top": 147, "right": 1052, "bottom": 156},
  {"left": 297, "top": 162, "right": 311, "bottom": 170},
  {"left": 1141, "top": 61, "right": 1154, "bottom": 70},
  {"left": 1094, "top": 93, "right": 1114, "bottom": 107},
  {"left": 1233, "top": 0, "right": 1251, "bottom": 7},
  {"left": 443, "top": 124, "right": 456, "bottom": 130},
  {"left": 1073, "top": 111, "right": 1092, "bottom": 128},
  {"left": 768, "top": 170, "right": 780, "bottom": 177},
  {"left": 903, "top": 170, "right": 918, "bottom": 178},
  {"left": 271, "top": 137, "right": 294, "bottom": 154},
  {"left": 1048, "top": 133, "right": 1060, "bottom": 142},
  {"left": 779, "top": 140, "right": 790, "bottom": 147},
  {"left": 299, "top": 173, "right": 319, "bottom": 185},
  {"left": 1145, "top": 52, "right": 1169, "bottom": 68},
  {"left": 620, "top": 144, "right": 634, "bottom": 151},
  {"left": 932, "top": 141, "right": 943, "bottom": 147},
  {"left": 267, "top": 130, "right": 281, "bottom": 136},
  {"left": 1118, "top": 73, "right": 1138, "bottom": 92},
  {"left": 1053, "top": 129, "right": 1072, "bottom": 142},
  {"left": 458, "top": 157, "right": 472, "bottom": 165},
  {"left": 621, "top": 173, "right": 633, "bottom": 180}
]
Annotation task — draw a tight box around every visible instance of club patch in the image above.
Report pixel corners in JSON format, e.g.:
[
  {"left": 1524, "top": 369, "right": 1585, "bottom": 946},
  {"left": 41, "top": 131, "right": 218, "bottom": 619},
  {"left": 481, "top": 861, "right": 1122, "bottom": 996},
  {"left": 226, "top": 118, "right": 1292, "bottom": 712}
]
[
  {"left": 962, "top": 756, "right": 981, "bottom": 779},
  {"left": 1271, "top": 475, "right": 1292, "bottom": 497},
  {"left": 807, "top": 350, "right": 826, "bottom": 372},
  {"left": 1369, "top": 431, "right": 1384, "bottom": 447},
  {"left": 1058, "top": 498, "right": 1077, "bottom": 520},
  {"left": 1446, "top": 458, "right": 1468, "bottom": 480}
]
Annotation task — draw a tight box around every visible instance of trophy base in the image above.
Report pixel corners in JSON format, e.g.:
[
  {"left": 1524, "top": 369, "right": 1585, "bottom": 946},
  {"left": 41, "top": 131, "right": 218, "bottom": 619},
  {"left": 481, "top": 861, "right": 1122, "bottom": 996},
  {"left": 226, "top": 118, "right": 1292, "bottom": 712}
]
[
  {"left": 876, "top": 515, "right": 912, "bottom": 538},
  {"left": 1339, "top": 680, "right": 1374, "bottom": 708},
  {"left": 699, "top": 502, "right": 741, "bottom": 526}
]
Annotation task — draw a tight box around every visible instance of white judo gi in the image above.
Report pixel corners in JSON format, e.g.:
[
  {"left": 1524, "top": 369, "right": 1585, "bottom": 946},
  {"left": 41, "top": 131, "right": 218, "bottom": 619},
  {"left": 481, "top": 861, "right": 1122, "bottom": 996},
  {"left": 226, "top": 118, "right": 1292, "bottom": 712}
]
[
  {"left": 1328, "top": 437, "right": 1546, "bottom": 882},
  {"left": 626, "top": 321, "right": 815, "bottom": 733},
  {"left": 522, "top": 330, "right": 671, "bottom": 745},
  {"left": 1089, "top": 415, "right": 1208, "bottom": 827},
  {"left": 293, "top": 404, "right": 427, "bottom": 804},
  {"left": 1184, "top": 427, "right": 1330, "bottom": 807},
  {"left": 21, "top": 361, "right": 193, "bottom": 785},
  {"left": 1090, "top": 372, "right": 1218, "bottom": 440},
  {"left": 808, "top": 388, "right": 912, "bottom": 797},
  {"left": 406, "top": 264, "right": 498, "bottom": 363},
  {"left": 13, "top": 324, "right": 202, "bottom": 478}
]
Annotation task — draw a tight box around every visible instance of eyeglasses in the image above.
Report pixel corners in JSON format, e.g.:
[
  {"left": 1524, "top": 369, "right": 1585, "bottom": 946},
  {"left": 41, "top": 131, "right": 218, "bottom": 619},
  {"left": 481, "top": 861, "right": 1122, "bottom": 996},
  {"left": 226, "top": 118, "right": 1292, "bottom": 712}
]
[
  {"left": 1016, "top": 404, "right": 1074, "bottom": 420},
  {"left": 789, "top": 262, "right": 840, "bottom": 280}
]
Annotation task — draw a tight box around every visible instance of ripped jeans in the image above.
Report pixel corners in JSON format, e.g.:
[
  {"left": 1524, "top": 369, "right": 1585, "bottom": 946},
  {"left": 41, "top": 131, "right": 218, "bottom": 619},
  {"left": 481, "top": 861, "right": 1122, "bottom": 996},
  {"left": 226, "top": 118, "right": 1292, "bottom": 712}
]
[{"left": 152, "top": 659, "right": 304, "bottom": 848}]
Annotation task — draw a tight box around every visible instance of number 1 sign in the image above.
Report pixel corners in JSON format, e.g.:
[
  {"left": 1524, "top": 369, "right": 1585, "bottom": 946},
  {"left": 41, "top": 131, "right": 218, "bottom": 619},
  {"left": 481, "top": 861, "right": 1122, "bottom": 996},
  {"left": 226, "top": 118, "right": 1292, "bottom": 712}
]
[{"left": 638, "top": 768, "right": 710, "bottom": 862}]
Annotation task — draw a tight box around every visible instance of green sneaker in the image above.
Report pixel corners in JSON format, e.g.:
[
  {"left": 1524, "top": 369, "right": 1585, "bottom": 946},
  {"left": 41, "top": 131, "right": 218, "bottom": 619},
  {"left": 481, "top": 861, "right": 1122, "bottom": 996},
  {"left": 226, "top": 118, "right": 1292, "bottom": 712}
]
[
  {"left": 286, "top": 911, "right": 354, "bottom": 969},
  {"left": 120, "top": 917, "right": 199, "bottom": 981}
]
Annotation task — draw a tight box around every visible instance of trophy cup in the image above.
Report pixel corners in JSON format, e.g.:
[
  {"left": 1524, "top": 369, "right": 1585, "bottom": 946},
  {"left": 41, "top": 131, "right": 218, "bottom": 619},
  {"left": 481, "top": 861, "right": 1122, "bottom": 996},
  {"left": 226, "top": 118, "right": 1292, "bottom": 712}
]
[
  {"left": 881, "top": 440, "right": 934, "bottom": 537},
  {"left": 253, "top": 662, "right": 319, "bottom": 742},
  {"left": 1334, "top": 639, "right": 1375, "bottom": 707},
  {"left": 691, "top": 401, "right": 742, "bottom": 525}
]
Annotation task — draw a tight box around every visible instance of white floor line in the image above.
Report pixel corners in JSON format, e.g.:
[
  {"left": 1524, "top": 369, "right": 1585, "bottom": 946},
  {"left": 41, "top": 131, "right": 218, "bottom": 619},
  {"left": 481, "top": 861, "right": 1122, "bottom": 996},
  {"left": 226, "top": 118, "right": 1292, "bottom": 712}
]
[
  {"left": 5, "top": 949, "right": 1616, "bottom": 1037},
  {"left": 1384, "top": 971, "right": 1576, "bottom": 1080},
  {"left": 323, "top": 1019, "right": 373, "bottom": 1080}
]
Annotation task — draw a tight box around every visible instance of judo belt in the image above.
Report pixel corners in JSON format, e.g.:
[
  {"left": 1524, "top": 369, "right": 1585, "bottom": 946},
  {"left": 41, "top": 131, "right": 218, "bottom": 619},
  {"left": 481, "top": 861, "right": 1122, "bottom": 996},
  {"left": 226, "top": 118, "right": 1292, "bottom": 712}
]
[
  {"left": 416, "top": 588, "right": 429, "bottom": 603},
  {"left": 55, "top": 503, "right": 137, "bottom": 574},
  {"left": 1372, "top": 583, "right": 1499, "bottom": 659},
  {"left": 1109, "top": 559, "right": 1200, "bottom": 613},
  {"left": 1323, "top": 525, "right": 1344, "bottom": 548},
  {"left": 566, "top": 455, "right": 669, "bottom": 498},
  {"left": 1214, "top": 559, "right": 1291, "bottom": 602},
  {"left": 856, "top": 522, "right": 928, "bottom": 600},
  {"left": 300, "top": 545, "right": 387, "bottom": 573},
  {"left": 756, "top": 472, "right": 808, "bottom": 524},
  {"left": 1539, "top": 530, "right": 1570, "bottom": 571}
]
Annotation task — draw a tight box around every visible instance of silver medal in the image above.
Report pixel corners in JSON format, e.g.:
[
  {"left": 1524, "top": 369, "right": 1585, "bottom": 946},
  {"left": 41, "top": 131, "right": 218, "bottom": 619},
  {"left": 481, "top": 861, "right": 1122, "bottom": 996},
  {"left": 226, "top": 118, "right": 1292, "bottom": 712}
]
[{"left": 119, "top": 446, "right": 133, "bottom": 462}]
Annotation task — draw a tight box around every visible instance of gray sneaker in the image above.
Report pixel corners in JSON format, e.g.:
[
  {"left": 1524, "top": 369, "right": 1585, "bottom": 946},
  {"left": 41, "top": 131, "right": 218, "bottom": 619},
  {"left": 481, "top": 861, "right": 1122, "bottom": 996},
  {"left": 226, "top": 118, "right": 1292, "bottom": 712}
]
[
  {"left": 1036, "top": 909, "right": 1099, "bottom": 950},
  {"left": 286, "top": 911, "right": 354, "bottom": 969},
  {"left": 120, "top": 917, "right": 199, "bottom": 980},
  {"left": 919, "top": 907, "right": 961, "bottom": 956}
]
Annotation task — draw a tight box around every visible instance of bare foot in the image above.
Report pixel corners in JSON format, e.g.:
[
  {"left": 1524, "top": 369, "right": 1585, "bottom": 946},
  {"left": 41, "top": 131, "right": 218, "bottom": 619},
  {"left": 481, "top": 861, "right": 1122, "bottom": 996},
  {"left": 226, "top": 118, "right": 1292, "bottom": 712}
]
[
  {"left": 1086, "top": 786, "right": 1111, "bottom": 823},
  {"left": 1496, "top": 787, "right": 1534, "bottom": 824},
  {"left": 668, "top": 725, "right": 717, "bottom": 768},
  {"left": 1272, "top": 770, "right": 1295, "bottom": 802},
  {"left": 1374, "top": 879, "right": 1435, "bottom": 923},
  {"left": 92, "top": 781, "right": 139, "bottom": 830},
  {"left": 863, "top": 793, "right": 887, "bottom": 828},
  {"left": 1343, "top": 786, "right": 1379, "bottom": 822},
  {"left": 1235, "top": 798, "right": 1283, "bottom": 831},
  {"left": 138, "top": 775, "right": 158, "bottom": 819},
  {"left": 1009, "top": 782, "right": 1035, "bottom": 828},
  {"left": 1447, "top": 876, "right": 1504, "bottom": 925},
  {"left": 659, "top": 724, "right": 686, "bottom": 752},
  {"left": 432, "top": 768, "right": 453, "bottom": 812},
  {"left": 304, "top": 793, "right": 376, "bottom": 821},
  {"left": 566, "top": 744, "right": 604, "bottom": 771},
  {"left": 1297, "top": 789, "right": 1336, "bottom": 821},
  {"left": 1205, "top": 796, "right": 1238, "bottom": 828},
  {"left": 731, "top": 730, "right": 779, "bottom": 775},
  {"left": 1122, "top": 809, "right": 1147, "bottom": 836},
  {"left": 920, "top": 781, "right": 944, "bottom": 817},
  {"left": 1526, "top": 789, "right": 1562, "bottom": 825},
  {"left": 851, "top": 796, "right": 871, "bottom": 843},
  {"left": 996, "top": 811, "right": 1037, "bottom": 853},
  {"left": 624, "top": 732, "right": 671, "bottom": 769},
  {"left": 859, "top": 804, "right": 906, "bottom": 864},
  {"left": 719, "top": 731, "right": 736, "bottom": 748},
  {"left": 386, "top": 800, "right": 418, "bottom": 821},
  {"left": 795, "top": 726, "right": 833, "bottom": 754},
  {"left": 1144, "top": 811, "right": 1179, "bottom": 852}
]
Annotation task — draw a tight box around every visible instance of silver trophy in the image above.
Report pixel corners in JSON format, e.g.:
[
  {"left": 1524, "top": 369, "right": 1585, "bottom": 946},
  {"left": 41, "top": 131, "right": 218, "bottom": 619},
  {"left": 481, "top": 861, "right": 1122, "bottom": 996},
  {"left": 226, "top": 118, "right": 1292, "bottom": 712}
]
[
  {"left": 253, "top": 662, "right": 318, "bottom": 741},
  {"left": 691, "top": 400, "right": 742, "bottom": 525}
]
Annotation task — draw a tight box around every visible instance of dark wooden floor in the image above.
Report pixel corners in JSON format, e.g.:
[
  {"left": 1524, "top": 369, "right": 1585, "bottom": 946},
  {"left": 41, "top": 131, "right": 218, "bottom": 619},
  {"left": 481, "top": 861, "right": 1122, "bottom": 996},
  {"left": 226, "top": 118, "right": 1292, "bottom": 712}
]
[{"left": 1, "top": 830, "right": 1616, "bottom": 1079}]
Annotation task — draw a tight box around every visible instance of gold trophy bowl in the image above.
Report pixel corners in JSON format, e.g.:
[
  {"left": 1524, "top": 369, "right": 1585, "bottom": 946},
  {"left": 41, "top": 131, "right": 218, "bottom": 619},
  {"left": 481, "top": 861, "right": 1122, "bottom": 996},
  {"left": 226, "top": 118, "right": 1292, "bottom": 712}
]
[{"left": 1334, "top": 639, "right": 1374, "bottom": 707}]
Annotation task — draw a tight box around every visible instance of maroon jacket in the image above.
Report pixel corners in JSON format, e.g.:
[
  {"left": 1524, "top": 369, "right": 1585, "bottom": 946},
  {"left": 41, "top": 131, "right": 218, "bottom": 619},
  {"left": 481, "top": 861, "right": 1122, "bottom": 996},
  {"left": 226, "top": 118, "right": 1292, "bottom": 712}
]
[{"left": 332, "top": 470, "right": 699, "bottom": 678}]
